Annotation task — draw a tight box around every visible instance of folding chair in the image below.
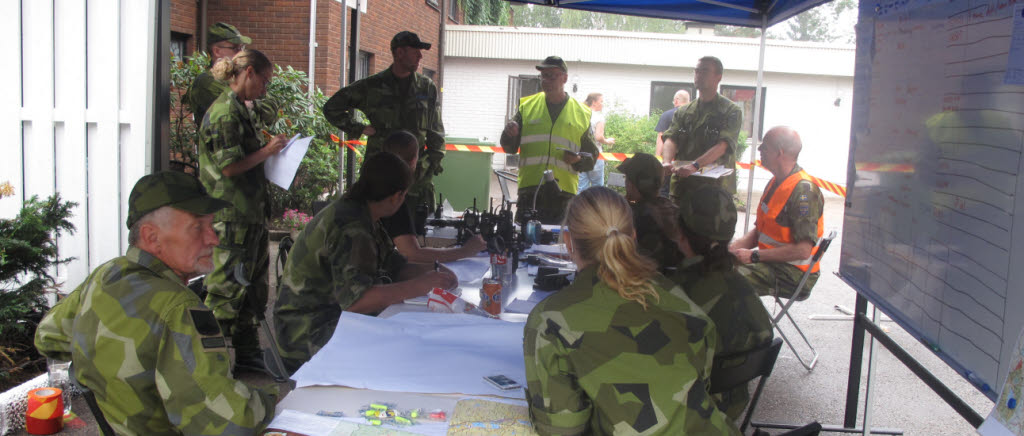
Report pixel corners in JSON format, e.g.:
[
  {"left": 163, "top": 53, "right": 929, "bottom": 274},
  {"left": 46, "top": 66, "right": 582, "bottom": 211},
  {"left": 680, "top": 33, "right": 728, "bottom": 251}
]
[
  {"left": 710, "top": 338, "right": 821, "bottom": 436},
  {"left": 766, "top": 230, "right": 837, "bottom": 371}
]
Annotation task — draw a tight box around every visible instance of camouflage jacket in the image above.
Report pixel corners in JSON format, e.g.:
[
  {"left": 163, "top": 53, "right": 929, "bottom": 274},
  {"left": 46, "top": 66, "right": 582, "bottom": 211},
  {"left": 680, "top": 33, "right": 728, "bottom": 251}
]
[
  {"left": 34, "top": 246, "right": 274, "bottom": 435},
  {"left": 323, "top": 67, "right": 445, "bottom": 181},
  {"left": 664, "top": 94, "right": 742, "bottom": 194},
  {"left": 663, "top": 94, "right": 742, "bottom": 166},
  {"left": 632, "top": 196, "right": 683, "bottom": 270},
  {"left": 199, "top": 89, "right": 270, "bottom": 223},
  {"left": 669, "top": 257, "right": 774, "bottom": 420},
  {"left": 523, "top": 266, "right": 740, "bottom": 436},
  {"left": 185, "top": 71, "right": 277, "bottom": 129},
  {"left": 274, "top": 198, "right": 407, "bottom": 373},
  {"left": 669, "top": 257, "right": 773, "bottom": 360}
]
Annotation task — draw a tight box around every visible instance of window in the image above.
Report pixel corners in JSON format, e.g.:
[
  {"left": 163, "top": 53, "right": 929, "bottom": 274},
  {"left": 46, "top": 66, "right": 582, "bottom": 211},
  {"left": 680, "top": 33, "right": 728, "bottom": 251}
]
[
  {"left": 422, "top": 68, "right": 436, "bottom": 81},
  {"left": 356, "top": 50, "right": 373, "bottom": 80},
  {"left": 170, "top": 32, "right": 190, "bottom": 62},
  {"left": 506, "top": 75, "right": 541, "bottom": 120},
  {"left": 449, "top": 0, "right": 458, "bottom": 21},
  {"left": 426, "top": 0, "right": 438, "bottom": 8},
  {"left": 649, "top": 81, "right": 695, "bottom": 115},
  {"left": 720, "top": 85, "right": 767, "bottom": 141}
]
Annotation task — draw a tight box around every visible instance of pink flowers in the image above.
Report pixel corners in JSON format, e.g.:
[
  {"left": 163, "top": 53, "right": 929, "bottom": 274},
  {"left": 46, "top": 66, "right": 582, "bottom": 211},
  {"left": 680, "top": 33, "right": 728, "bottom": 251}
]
[{"left": 281, "top": 209, "right": 312, "bottom": 231}]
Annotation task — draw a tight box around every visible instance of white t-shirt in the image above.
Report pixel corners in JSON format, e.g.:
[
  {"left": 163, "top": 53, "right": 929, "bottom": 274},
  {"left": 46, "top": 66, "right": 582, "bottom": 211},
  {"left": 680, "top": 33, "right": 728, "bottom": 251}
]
[{"left": 590, "top": 111, "right": 605, "bottom": 153}]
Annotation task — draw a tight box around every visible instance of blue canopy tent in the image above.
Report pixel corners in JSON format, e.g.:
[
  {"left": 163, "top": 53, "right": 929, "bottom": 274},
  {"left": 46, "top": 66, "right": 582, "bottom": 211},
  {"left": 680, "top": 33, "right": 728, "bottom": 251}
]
[{"left": 506, "top": 0, "right": 835, "bottom": 231}]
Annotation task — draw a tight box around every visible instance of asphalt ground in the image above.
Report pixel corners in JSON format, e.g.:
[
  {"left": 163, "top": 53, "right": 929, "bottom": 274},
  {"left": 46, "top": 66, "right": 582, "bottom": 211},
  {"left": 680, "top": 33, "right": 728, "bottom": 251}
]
[{"left": 13, "top": 185, "right": 995, "bottom": 435}]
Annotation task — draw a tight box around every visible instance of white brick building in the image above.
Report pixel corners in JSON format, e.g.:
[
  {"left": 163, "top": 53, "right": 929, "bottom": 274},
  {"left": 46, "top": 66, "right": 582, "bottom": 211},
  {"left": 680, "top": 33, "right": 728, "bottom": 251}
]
[{"left": 441, "top": 25, "right": 855, "bottom": 194}]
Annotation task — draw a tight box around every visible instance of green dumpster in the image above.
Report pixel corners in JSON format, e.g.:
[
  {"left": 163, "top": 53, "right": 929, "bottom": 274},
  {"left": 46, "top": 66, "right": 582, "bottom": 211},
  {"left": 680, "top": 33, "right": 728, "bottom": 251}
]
[{"left": 433, "top": 137, "right": 493, "bottom": 212}]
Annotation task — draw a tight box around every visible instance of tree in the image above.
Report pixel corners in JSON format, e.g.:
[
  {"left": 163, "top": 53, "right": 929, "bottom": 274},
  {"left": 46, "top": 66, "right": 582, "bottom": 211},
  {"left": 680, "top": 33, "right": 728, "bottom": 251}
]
[
  {"left": 509, "top": 3, "right": 686, "bottom": 34},
  {"left": 781, "top": 0, "right": 857, "bottom": 43},
  {"left": 459, "top": 0, "right": 511, "bottom": 25}
]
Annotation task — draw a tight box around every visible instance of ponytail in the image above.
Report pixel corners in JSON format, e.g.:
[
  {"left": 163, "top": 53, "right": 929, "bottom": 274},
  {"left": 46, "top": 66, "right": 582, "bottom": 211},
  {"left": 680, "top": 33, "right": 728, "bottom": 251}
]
[
  {"left": 211, "top": 48, "right": 272, "bottom": 82},
  {"left": 564, "top": 187, "right": 660, "bottom": 308}
]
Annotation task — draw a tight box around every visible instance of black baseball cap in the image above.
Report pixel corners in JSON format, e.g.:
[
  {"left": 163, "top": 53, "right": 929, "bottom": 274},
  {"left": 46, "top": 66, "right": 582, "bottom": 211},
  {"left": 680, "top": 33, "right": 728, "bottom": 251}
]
[
  {"left": 391, "top": 31, "right": 432, "bottom": 50},
  {"left": 536, "top": 56, "right": 568, "bottom": 73}
]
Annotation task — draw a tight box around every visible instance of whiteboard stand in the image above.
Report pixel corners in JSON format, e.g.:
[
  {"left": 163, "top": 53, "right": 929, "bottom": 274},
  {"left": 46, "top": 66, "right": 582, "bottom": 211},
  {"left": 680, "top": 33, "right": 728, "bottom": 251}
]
[
  {"left": 841, "top": 292, "right": 984, "bottom": 431},
  {"left": 752, "top": 294, "right": 906, "bottom": 435}
]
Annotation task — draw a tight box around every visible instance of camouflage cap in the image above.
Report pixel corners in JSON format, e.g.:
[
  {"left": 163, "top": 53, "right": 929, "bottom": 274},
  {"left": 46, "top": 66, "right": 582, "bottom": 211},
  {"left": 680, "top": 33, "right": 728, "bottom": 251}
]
[
  {"left": 677, "top": 185, "right": 737, "bottom": 241},
  {"left": 126, "top": 171, "right": 232, "bottom": 229},
  {"left": 208, "top": 22, "right": 252, "bottom": 45},
  {"left": 391, "top": 31, "right": 431, "bottom": 50},
  {"left": 618, "top": 152, "right": 663, "bottom": 196},
  {"left": 535, "top": 56, "right": 568, "bottom": 73}
]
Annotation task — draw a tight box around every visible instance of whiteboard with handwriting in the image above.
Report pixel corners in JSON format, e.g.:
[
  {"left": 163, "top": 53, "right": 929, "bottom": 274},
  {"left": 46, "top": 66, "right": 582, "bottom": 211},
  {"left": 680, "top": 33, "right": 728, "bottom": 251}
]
[{"left": 839, "top": 0, "right": 1024, "bottom": 401}]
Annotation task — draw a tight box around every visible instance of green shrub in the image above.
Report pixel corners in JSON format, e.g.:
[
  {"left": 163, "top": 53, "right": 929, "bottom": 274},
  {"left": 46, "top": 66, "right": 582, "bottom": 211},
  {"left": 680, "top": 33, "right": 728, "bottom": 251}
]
[
  {"left": 0, "top": 192, "right": 77, "bottom": 390},
  {"left": 170, "top": 55, "right": 342, "bottom": 218}
]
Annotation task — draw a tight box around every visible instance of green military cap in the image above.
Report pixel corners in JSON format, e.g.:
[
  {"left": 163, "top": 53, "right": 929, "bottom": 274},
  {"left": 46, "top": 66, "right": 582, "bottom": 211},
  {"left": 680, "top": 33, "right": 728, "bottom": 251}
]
[
  {"left": 536, "top": 56, "right": 568, "bottom": 73},
  {"left": 677, "top": 185, "right": 737, "bottom": 241},
  {"left": 126, "top": 171, "right": 232, "bottom": 229},
  {"left": 391, "top": 31, "right": 431, "bottom": 50},
  {"left": 208, "top": 22, "right": 252, "bottom": 45},
  {"left": 618, "top": 152, "right": 663, "bottom": 196}
]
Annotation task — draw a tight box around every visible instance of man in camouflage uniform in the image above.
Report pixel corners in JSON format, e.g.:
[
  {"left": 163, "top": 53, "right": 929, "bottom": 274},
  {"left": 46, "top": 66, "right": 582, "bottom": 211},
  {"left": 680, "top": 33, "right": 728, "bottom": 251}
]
[
  {"left": 199, "top": 59, "right": 288, "bottom": 371},
  {"left": 670, "top": 185, "right": 774, "bottom": 421},
  {"left": 323, "top": 31, "right": 445, "bottom": 218},
  {"left": 184, "top": 23, "right": 276, "bottom": 129},
  {"left": 523, "top": 267, "right": 740, "bottom": 435},
  {"left": 662, "top": 56, "right": 743, "bottom": 203},
  {"left": 274, "top": 153, "right": 456, "bottom": 374},
  {"left": 35, "top": 171, "right": 275, "bottom": 435},
  {"left": 618, "top": 152, "right": 683, "bottom": 270},
  {"left": 730, "top": 126, "right": 825, "bottom": 300}
]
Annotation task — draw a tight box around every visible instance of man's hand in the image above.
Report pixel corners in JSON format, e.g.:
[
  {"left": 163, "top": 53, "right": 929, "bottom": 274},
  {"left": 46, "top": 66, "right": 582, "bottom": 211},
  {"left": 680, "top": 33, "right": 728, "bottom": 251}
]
[
  {"left": 362, "top": 126, "right": 376, "bottom": 137},
  {"left": 673, "top": 162, "right": 698, "bottom": 178},
  {"left": 562, "top": 150, "right": 583, "bottom": 165},
  {"left": 423, "top": 269, "right": 458, "bottom": 291},
  {"left": 503, "top": 121, "right": 520, "bottom": 137},
  {"left": 462, "top": 235, "right": 487, "bottom": 254},
  {"left": 606, "top": 137, "right": 616, "bottom": 145},
  {"left": 264, "top": 134, "right": 288, "bottom": 155},
  {"left": 731, "top": 247, "right": 755, "bottom": 264}
]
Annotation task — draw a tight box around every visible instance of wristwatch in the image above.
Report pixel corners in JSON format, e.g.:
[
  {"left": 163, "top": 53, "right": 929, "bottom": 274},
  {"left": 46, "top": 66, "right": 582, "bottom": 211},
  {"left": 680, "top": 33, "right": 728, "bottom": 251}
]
[
  {"left": 691, "top": 161, "right": 702, "bottom": 171},
  {"left": 750, "top": 249, "right": 760, "bottom": 263}
]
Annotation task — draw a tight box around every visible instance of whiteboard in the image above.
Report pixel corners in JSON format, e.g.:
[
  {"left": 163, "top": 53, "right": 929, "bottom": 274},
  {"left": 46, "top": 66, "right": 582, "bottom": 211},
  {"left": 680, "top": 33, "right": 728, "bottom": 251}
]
[{"left": 839, "top": 0, "right": 1024, "bottom": 402}]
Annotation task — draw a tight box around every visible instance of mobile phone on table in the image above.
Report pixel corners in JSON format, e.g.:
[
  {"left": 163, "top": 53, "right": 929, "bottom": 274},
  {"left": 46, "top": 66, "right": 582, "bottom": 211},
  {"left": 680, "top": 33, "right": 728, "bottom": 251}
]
[{"left": 484, "top": 374, "right": 522, "bottom": 390}]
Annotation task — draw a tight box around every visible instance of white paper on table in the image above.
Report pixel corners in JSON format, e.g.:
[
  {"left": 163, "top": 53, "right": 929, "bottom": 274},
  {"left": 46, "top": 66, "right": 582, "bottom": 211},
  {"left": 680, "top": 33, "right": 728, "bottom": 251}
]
[
  {"left": 526, "top": 244, "right": 568, "bottom": 256},
  {"left": 445, "top": 254, "right": 491, "bottom": 284},
  {"left": 505, "top": 290, "right": 554, "bottom": 314},
  {"left": 266, "top": 409, "right": 443, "bottom": 436},
  {"left": 264, "top": 134, "right": 313, "bottom": 190},
  {"left": 265, "top": 409, "right": 344, "bottom": 436},
  {"left": 292, "top": 312, "right": 528, "bottom": 399}
]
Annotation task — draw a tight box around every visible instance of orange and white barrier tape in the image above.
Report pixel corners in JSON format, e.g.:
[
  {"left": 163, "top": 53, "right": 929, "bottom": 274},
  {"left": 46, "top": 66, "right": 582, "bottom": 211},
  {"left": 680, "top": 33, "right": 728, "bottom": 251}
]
[
  {"left": 26, "top": 387, "right": 63, "bottom": 435},
  {"left": 334, "top": 138, "right": 849, "bottom": 197}
]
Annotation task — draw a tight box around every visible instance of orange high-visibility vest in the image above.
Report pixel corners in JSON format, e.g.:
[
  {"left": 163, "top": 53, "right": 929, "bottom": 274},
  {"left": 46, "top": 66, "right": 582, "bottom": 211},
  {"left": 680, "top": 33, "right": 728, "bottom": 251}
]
[{"left": 755, "top": 169, "right": 824, "bottom": 273}]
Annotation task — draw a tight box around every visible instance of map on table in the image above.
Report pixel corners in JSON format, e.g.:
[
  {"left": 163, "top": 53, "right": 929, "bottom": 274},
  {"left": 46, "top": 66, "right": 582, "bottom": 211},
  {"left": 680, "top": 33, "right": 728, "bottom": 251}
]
[{"left": 447, "top": 399, "right": 536, "bottom": 435}]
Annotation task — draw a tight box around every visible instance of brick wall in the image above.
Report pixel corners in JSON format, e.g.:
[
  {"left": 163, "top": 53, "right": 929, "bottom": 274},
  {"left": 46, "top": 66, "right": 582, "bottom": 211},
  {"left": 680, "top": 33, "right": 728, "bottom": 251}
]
[
  {"left": 171, "top": 0, "right": 461, "bottom": 95},
  {"left": 170, "top": 0, "right": 198, "bottom": 53}
]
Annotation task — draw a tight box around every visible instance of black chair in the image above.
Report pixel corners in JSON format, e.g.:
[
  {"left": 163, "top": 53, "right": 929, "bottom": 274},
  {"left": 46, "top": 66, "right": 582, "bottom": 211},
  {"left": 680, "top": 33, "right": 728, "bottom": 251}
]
[
  {"left": 765, "top": 230, "right": 837, "bottom": 371},
  {"left": 710, "top": 338, "right": 821, "bottom": 435}
]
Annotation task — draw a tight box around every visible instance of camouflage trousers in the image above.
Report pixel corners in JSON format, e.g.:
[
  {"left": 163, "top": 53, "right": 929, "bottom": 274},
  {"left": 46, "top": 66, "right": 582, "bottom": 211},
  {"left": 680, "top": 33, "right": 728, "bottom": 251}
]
[
  {"left": 204, "top": 222, "right": 269, "bottom": 358},
  {"left": 737, "top": 262, "right": 819, "bottom": 301}
]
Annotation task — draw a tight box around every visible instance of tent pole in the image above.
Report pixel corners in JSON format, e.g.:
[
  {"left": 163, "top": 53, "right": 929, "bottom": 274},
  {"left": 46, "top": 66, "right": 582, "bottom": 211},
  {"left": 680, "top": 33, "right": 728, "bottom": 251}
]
[{"left": 743, "top": 15, "right": 768, "bottom": 232}]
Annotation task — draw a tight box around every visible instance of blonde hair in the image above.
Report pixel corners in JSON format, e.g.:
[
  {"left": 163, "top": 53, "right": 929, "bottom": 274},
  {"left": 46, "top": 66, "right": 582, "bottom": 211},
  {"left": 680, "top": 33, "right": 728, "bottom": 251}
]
[
  {"left": 564, "top": 187, "right": 660, "bottom": 308},
  {"left": 211, "top": 48, "right": 272, "bottom": 82}
]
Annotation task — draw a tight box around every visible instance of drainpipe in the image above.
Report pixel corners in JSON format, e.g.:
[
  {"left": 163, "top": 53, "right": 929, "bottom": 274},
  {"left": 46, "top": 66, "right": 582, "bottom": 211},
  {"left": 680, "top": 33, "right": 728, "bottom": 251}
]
[
  {"left": 198, "top": 0, "right": 207, "bottom": 52},
  {"left": 438, "top": 0, "right": 445, "bottom": 107},
  {"left": 308, "top": 0, "right": 317, "bottom": 94}
]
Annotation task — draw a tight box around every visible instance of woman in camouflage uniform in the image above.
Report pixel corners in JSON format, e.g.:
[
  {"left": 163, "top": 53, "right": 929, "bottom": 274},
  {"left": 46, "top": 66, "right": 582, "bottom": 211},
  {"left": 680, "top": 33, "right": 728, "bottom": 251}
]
[
  {"left": 523, "top": 186, "right": 739, "bottom": 435},
  {"left": 669, "top": 185, "right": 774, "bottom": 422},
  {"left": 198, "top": 48, "right": 289, "bottom": 370}
]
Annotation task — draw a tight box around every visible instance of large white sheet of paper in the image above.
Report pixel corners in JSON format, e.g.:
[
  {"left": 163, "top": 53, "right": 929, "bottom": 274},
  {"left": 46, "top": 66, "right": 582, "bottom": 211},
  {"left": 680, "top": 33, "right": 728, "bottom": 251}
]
[
  {"left": 264, "top": 134, "right": 313, "bottom": 190},
  {"left": 292, "top": 312, "right": 527, "bottom": 399}
]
